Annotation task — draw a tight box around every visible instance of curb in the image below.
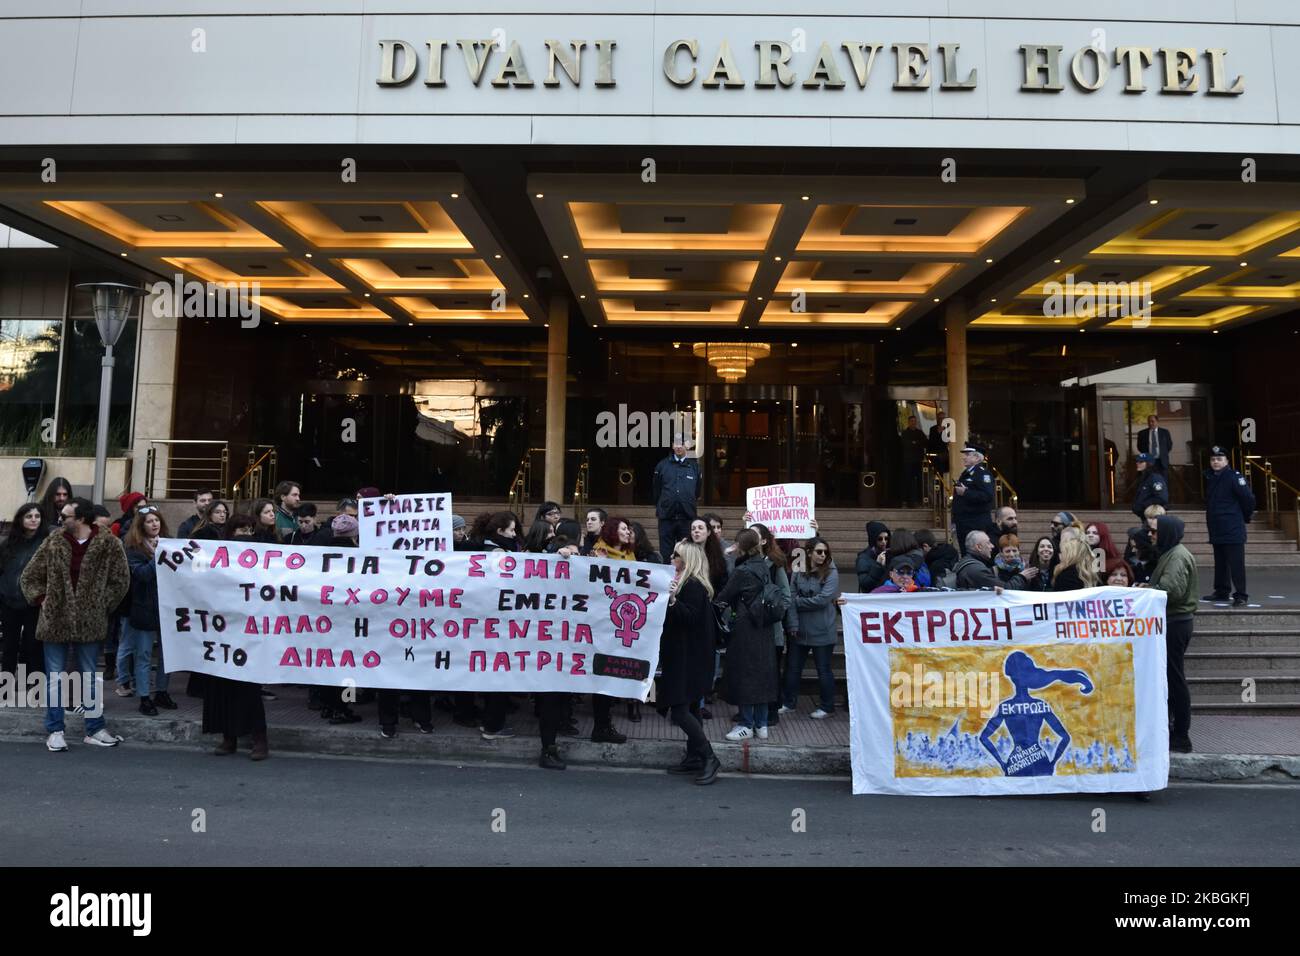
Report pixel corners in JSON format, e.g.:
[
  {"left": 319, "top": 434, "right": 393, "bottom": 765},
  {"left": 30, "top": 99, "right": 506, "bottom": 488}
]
[{"left": 1, "top": 710, "right": 1295, "bottom": 782}]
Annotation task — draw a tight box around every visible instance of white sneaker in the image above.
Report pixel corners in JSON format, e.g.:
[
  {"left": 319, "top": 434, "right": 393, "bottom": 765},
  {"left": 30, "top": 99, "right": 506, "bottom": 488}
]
[
  {"left": 809, "top": 708, "right": 830, "bottom": 720},
  {"left": 724, "top": 725, "right": 753, "bottom": 741},
  {"left": 777, "top": 705, "right": 796, "bottom": 715},
  {"left": 756, "top": 726, "right": 769, "bottom": 740},
  {"left": 83, "top": 729, "right": 122, "bottom": 747},
  {"left": 46, "top": 731, "right": 68, "bottom": 752}
]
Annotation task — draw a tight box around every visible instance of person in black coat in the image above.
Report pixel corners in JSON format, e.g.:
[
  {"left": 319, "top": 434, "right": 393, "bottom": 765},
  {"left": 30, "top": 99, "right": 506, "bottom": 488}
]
[
  {"left": 715, "top": 531, "right": 778, "bottom": 741},
  {"left": 1131, "top": 454, "right": 1169, "bottom": 520},
  {"left": 1203, "top": 445, "right": 1256, "bottom": 606},
  {"left": 652, "top": 439, "right": 701, "bottom": 558},
  {"left": 659, "top": 540, "right": 721, "bottom": 784},
  {"left": 855, "top": 521, "right": 891, "bottom": 592},
  {"left": 951, "top": 443, "right": 996, "bottom": 555}
]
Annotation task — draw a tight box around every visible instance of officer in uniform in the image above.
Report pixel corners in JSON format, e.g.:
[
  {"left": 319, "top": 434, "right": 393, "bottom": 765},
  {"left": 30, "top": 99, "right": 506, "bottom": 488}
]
[
  {"left": 951, "top": 442, "right": 995, "bottom": 556},
  {"left": 1203, "top": 445, "right": 1255, "bottom": 607},
  {"left": 1131, "top": 452, "right": 1169, "bottom": 521}
]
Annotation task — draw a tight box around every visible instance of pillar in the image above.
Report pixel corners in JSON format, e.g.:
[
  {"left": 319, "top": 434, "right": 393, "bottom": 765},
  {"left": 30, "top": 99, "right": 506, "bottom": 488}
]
[
  {"left": 944, "top": 301, "right": 969, "bottom": 481},
  {"left": 543, "top": 297, "right": 569, "bottom": 505},
  {"left": 131, "top": 288, "right": 180, "bottom": 498}
]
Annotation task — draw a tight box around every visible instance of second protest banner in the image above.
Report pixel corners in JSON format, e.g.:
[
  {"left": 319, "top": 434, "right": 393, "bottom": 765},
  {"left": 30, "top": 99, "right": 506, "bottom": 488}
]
[
  {"left": 358, "top": 492, "right": 452, "bottom": 552},
  {"left": 841, "top": 586, "right": 1169, "bottom": 796},
  {"left": 745, "top": 482, "right": 815, "bottom": 538},
  {"left": 156, "top": 539, "right": 671, "bottom": 699}
]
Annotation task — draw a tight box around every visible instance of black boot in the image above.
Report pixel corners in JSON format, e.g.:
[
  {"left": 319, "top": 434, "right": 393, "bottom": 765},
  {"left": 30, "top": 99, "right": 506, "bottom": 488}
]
[
  {"left": 591, "top": 724, "right": 627, "bottom": 744},
  {"left": 626, "top": 702, "right": 641, "bottom": 722},
  {"left": 668, "top": 755, "right": 705, "bottom": 775},
  {"left": 539, "top": 746, "right": 567, "bottom": 770},
  {"left": 694, "top": 754, "right": 722, "bottom": 785}
]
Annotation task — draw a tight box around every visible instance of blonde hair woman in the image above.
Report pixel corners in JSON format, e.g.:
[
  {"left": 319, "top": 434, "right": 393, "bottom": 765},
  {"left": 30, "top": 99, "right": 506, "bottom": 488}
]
[
  {"left": 1052, "top": 535, "right": 1101, "bottom": 591},
  {"left": 659, "top": 540, "right": 720, "bottom": 784}
]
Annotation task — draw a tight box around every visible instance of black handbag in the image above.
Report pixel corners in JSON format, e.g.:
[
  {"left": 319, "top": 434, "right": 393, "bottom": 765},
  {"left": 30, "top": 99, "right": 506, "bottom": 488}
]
[{"left": 711, "top": 600, "right": 733, "bottom": 648}]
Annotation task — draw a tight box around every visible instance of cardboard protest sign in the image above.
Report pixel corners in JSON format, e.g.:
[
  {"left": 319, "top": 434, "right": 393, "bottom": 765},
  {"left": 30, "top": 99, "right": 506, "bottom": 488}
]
[
  {"left": 156, "top": 539, "right": 670, "bottom": 699},
  {"left": 745, "top": 482, "right": 815, "bottom": 537},
  {"left": 840, "top": 586, "right": 1169, "bottom": 796},
  {"left": 358, "top": 492, "right": 452, "bottom": 552}
]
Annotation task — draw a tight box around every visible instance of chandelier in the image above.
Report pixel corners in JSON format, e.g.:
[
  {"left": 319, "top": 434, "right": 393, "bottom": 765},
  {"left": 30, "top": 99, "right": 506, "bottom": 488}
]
[{"left": 693, "top": 342, "right": 771, "bottom": 382}]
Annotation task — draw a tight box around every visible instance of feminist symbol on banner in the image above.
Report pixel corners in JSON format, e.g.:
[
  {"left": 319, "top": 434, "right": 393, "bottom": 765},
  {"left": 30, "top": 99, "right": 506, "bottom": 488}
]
[
  {"left": 978, "top": 651, "right": 1094, "bottom": 778},
  {"left": 604, "top": 586, "right": 658, "bottom": 648}
]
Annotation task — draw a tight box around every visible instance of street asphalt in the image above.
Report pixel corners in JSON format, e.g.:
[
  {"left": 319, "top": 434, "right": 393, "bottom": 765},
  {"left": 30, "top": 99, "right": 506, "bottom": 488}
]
[{"left": 3, "top": 741, "right": 1297, "bottom": 866}]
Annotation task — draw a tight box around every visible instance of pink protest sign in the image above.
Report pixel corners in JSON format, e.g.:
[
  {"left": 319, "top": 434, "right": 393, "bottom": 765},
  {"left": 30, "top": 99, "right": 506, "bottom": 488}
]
[{"left": 745, "top": 482, "right": 815, "bottom": 538}]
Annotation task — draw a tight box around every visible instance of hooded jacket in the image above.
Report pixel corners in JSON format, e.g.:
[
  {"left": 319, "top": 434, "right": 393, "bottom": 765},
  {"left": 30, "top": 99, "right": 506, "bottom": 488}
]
[
  {"left": 855, "top": 521, "right": 890, "bottom": 592},
  {"left": 954, "top": 552, "right": 1028, "bottom": 591},
  {"left": 1149, "top": 515, "right": 1198, "bottom": 620}
]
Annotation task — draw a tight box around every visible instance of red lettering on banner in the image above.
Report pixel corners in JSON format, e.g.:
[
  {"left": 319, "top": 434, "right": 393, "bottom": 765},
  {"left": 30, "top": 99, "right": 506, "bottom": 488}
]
[
  {"left": 508, "top": 621, "right": 528, "bottom": 640},
  {"left": 951, "top": 609, "right": 969, "bottom": 642},
  {"left": 238, "top": 550, "right": 258, "bottom": 569},
  {"left": 493, "top": 652, "right": 511, "bottom": 672},
  {"left": 570, "top": 653, "right": 586, "bottom": 675},
  {"left": 468, "top": 555, "right": 484, "bottom": 577},
  {"left": 990, "top": 608, "right": 1012, "bottom": 641},
  {"left": 264, "top": 550, "right": 282, "bottom": 565},
  {"left": 394, "top": 587, "right": 410, "bottom": 605},
  {"left": 483, "top": 618, "right": 499, "bottom": 639},
  {"left": 370, "top": 589, "right": 388, "bottom": 604},
  {"left": 575, "top": 624, "right": 593, "bottom": 644},
  {"left": 362, "top": 651, "right": 380, "bottom": 668},
  {"left": 244, "top": 618, "right": 258, "bottom": 635},
  {"left": 315, "top": 649, "right": 334, "bottom": 667},
  {"left": 861, "top": 612, "right": 881, "bottom": 643},
  {"left": 210, "top": 547, "right": 230, "bottom": 569},
  {"left": 555, "top": 562, "right": 570, "bottom": 580},
  {"left": 320, "top": 586, "right": 333, "bottom": 605},
  {"left": 470, "top": 650, "right": 486, "bottom": 671},
  {"left": 538, "top": 620, "right": 552, "bottom": 641},
  {"left": 339, "top": 650, "right": 356, "bottom": 667},
  {"left": 882, "top": 612, "right": 904, "bottom": 644},
  {"left": 926, "top": 610, "right": 945, "bottom": 642},
  {"left": 443, "top": 619, "right": 459, "bottom": 638},
  {"left": 420, "top": 619, "right": 436, "bottom": 640},
  {"left": 286, "top": 552, "right": 305, "bottom": 570},
  {"left": 345, "top": 588, "right": 361, "bottom": 605},
  {"left": 280, "top": 647, "right": 302, "bottom": 666},
  {"left": 903, "top": 609, "right": 925, "bottom": 641},
  {"left": 538, "top": 650, "right": 552, "bottom": 669},
  {"left": 514, "top": 651, "right": 530, "bottom": 669},
  {"left": 524, "top": 558, "right": 548, "bottom": 579},
  {"left": 499, "top": 555, "right": 516, "bottom": 577}
]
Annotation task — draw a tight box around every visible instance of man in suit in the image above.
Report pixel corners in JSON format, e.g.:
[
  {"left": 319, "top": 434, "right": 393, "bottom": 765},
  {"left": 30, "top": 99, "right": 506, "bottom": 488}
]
[{"left": 1137, "top": 414, "right": 1173, "bottom": 475}]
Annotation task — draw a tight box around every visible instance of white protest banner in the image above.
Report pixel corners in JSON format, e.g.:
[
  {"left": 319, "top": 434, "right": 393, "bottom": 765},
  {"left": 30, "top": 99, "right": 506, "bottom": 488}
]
[
  {"left": 358, "top": 492, "right": 452, "bottom": 552},
  {"left": 841, "top": 586, "right": 1169, "bottom": 796},
  {"left": 745, "top": 482, "right": 815, "bottom": 538},
  {"left": 156, "top": 539, "right": 670, "bottom": 698}
]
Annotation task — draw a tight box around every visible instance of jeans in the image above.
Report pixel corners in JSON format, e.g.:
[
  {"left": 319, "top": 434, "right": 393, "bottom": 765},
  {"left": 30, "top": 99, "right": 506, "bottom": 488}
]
[
  {"left": 154, "top": 635, "right": 170, "bottom": 695},
  {"left": 119, "top": 622, "right": 154, "bottom": 699},
  {"left": 44, "top": 641, "right": 106, "bottom": 735},
  {"left": 114, "top": 618, "right": 133, "bottom": 690},
  {"left": 783, "top": 642, "right": 836, "bottom": 712},
  {"left": 738, "top": 703, "right": 768, "bottom": 730}
]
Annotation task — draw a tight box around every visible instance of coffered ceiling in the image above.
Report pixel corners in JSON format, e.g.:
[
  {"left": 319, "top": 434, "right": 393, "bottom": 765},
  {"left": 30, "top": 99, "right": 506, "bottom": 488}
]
[
  {"left": 528, "top": 174, "right": 1082, "bottom": 330},
  {"left": 0, "top": 173, "right": 543, "bottom": 326}
]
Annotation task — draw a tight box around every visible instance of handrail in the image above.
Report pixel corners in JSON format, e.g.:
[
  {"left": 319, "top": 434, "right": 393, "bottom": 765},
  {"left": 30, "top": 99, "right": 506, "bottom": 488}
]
[
  {"left": 571, "top": 450, "right": 590, "bottom": 520},
  {"left": 923, "top": 454, "right": 953, "bottom": 543},
  {"left": 144, "top": 439, "right": 229, "bottom": 499},
  {"left": 986, "top": 459, "right": 1020, "bottom": 512},
  {"left": 507, "top": 447, "right": 590, "bottom": 515},
  {"left": 231, "top": 446, "right": 276, "bottom": 501},
  {"left": 1242, "top": 456, "right": 1300, "bottom": 548}
]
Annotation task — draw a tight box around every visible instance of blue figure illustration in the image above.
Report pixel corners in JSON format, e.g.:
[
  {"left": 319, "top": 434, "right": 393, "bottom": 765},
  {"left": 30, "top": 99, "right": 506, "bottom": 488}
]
[{"left": 979, "top": 651, "right": 1094, "bottom": 777}]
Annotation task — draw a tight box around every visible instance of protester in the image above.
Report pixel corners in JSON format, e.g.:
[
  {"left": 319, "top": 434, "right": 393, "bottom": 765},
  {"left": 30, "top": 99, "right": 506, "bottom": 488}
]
[
  {"left": 534, "top": 501, "right": 564, "bottom": 530},
  {"left": 518, "top": 526, "right": 570, "bottom": 766},
  {"left": 749, "top": 523, "right": 797, "bottom": 726},
  {"left": 273, "top": 480, "right": 302, "bottom": 542},
  {"left": 703, "top": 512, "right": 732, "bottom": 557},
  {"left": 451, "top": 514, "right": 470, "bottom": 549},
  {"left": 954, "top": 531, "right": 1031, "bottom": 590},
  {"left": 1144, "top": 514, "right": 1198, "bottom": 752},
  {"left": 886, "top": 529, "right": 932, "bottom": 588},
  {"left": 1124, "top": 527, "right": 1158, "bottom": 585},
  {"left": 628, "top": 521, "right": 663, "bottom": 563},
  {"left": 783, "top": 536, "right": 840, "bottom": 718},
  {"left": 0, "top": 503, "right": 49, "bottom": 677},
  {"left": 871, "top": 554, "right": 920, "bottom": 594},
  {"left": 226, "top": 514, "right": 257, "bottom": 539},
  {"left": 477, "top": 512, "right": 519, "bottom": 552},
  {"left": 315, "top": 517, "right": 361, "bottom": 723},
  {"left": 177, "top": 488, "right": 214, "bottom": 538},
  {"left": 204, "top": 662, "right": 271, "bottom": 760},
  {"left": 716, "top": 529, "right": 778, "bottom": 740},
  {"left": 689, "top": 518, "right": 729, "bottom": 593},
  {"left": 20, "top": 497, "right": 129, "bottom": 752},
  {"left": 38, "top": 476, "right": 72, "bottom": 530},
  {"left": 660, "top": 540, "right": 720, "bottom": 784},
  {"left": 592, "top": 516, "right": 636, "bottom": 561},
  {"left": 925, "top": 540, "right": 961, "bottom": 586},
  {"left": 286, "top": 503, "right": 323, "bottom": 546},
  {"left": 191, "top": 500, "right": 230, "bottom": 540},
  {"left": 547, "top": 519, "right": 582, "bottom": 556},
  {"left": 1104, "top": 558, "right": 1136, "bottom": 587},
  {"left": 326, "top": 512, "right": 360, "bottom": 548},
  {"left": 652, "top": 437, "right": 700, "bottom": 556},
  {"left": 1052, "top": 535, "right": 1100, "bottom": 591},
  {"left": 855, "top": 520, "right": 891, "bottom": 592},
  {"left": 122, "top": 507, "right": 176, "bottom": 714},
  {"left": 1143, "top": 504, "right": 1166, "bottom": 536},
  {"left": 582, "top": 508, "right": 607, "bottom": 554},
  {"left": 1029, "top": 536, "right": 1055, "bottom": 578},
  {"left": 249, "top": 498, "right": 279, "bottom": 543},
  {"left": 993, "top": 533, "right": 1038, "bottom": 589},
  {"left": 111, "top": 491, "right": 147, "bottom": 539},
  {"left": 520, "top": 518, "right": 556, "bottom": 554}
]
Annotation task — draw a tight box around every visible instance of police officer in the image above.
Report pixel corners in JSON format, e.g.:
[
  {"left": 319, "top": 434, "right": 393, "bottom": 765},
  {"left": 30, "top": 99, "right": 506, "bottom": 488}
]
[
  {"left": 951, "top": 442, "right": 995, "bottom": 556},
  {"left": 1131, "top": 453, "right": 1169, "bottom": 521},
  {"left": 652, "top": 435, "right": 701, "bottom": 558},
  {"left": 1203, "top": 445, "right": 1255, "bottom": 608}
]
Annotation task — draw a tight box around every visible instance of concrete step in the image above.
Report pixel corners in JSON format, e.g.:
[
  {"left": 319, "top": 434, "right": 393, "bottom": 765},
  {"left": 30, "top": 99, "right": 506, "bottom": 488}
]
[
  {"left": 1187, "top": 673, "right": 1300, "bottom": 695},
  {"left": 1199, "top": 609, "right": 1300, "bottom": 627},
  {"left": 1186, "top": 651, "right": 1300, "bottom": 672},
  {"left": 1187, "top": 631, "right": 1300, "bottom": 649},
  {"left": 1191, "top": 696, "right": 1300, "bottom": 715}
]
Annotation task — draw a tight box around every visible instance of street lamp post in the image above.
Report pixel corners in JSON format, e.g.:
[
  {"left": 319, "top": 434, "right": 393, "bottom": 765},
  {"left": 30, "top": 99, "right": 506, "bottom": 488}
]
[{"left": 76, "top": 282, "right": 144, "bottom": 506}]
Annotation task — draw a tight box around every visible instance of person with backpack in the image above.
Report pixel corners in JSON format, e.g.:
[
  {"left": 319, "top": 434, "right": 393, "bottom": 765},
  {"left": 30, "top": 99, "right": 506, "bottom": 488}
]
[
  {"left": 781, "top": 536, "right": 840, "bottom": 719},
  {"left": 714, "top": 529, "right": 783, "bottom": 741}
]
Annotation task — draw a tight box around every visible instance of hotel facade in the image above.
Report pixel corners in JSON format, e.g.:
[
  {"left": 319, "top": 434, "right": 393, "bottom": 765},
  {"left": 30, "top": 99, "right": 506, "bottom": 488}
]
[{"left": 1, "top": 1, "right": 1299, "bottom": 515}]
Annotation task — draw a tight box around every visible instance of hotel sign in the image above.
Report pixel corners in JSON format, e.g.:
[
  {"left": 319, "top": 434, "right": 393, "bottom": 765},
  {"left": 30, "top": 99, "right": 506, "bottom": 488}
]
[{"left": 376, "top": 39, "right": 1245, "bottom": 96}]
